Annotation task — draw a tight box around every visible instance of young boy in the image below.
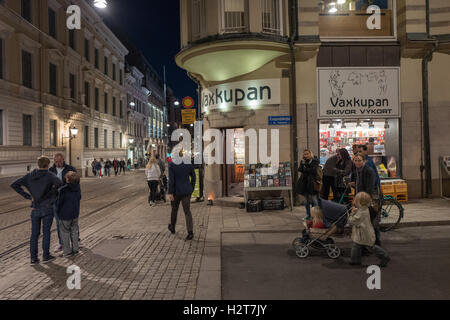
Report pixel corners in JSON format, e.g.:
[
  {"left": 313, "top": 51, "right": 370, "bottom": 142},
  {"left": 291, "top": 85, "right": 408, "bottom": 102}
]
[{"left": 56, "top": 171, "right": 82, "bottom": 257}]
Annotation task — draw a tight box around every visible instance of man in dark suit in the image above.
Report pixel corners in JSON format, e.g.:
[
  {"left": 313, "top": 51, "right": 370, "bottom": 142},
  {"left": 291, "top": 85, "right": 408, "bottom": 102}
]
[{"left": 168, "top": 150, "right": 196, "bottom": 240}]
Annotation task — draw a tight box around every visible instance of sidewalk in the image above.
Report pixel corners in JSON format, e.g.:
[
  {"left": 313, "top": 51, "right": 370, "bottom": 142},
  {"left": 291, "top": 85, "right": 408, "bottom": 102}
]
[{"left": 0, "top": 197, "right": 448, "bottom": 300}]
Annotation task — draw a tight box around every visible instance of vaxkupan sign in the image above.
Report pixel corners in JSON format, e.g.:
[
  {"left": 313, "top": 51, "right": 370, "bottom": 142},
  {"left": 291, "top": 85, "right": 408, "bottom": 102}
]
[
  {"left": 317, "top": 67, "right": 400, "bottom": 119},
  {"left": 202, "top": 79, "right": 281, "bottom": 112}
]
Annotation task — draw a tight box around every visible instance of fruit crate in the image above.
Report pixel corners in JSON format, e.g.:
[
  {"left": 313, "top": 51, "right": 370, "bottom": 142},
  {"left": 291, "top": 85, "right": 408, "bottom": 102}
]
[{"left": 394, "top": 183, "right": 408, "bottom": 203}]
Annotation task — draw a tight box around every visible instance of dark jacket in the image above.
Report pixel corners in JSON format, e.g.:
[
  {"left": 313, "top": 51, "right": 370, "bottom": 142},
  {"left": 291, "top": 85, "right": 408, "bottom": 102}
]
[
  {"left": 105, "top": 160, "right": 112, "bottom": 168},
  {"left": 297, "top": 158, "right": 320, "bottom": 196},
  {"left": 168, "top": 163, "right": 196, "bottom": 196},
  {"left": 11, "top": 169, "right": 61, "bottom": 209},
  {"left": 49, "top": 163, "right": 77, "bottom": 185},
  {"left": 352, "top": 164, "right": 378, "bottom": 196},
  {"left": 157, "top": 159, "right": 166, "bottom": 176},
  {"left": 322, "top": 155, "right": 338, "bottom": 177},
  {"left": 56, "top": 183, "right": 81, "bottom": 220}
]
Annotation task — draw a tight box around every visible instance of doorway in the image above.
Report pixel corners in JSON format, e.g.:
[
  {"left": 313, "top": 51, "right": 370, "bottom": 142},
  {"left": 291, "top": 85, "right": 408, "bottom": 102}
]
[{"left": 222, "top": 128, "right": 245, "bottom": 197}]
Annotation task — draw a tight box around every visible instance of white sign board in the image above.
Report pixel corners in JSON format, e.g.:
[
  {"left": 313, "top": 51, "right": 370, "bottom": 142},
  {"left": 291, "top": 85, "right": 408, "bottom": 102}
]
[
  {"left": 317, "top": 67, "right": 400, "bottom": 119},
  {"left": 202, "top": 79, "right": 281, "bottom": 112}
]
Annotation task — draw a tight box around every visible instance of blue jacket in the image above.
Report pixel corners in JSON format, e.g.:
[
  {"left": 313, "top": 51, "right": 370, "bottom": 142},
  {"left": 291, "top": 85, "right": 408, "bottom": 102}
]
[
  {"left": 365, "top": 155, "right": 381, "bottom": 190},
  {"left": 11, "top": 169, "right": 62, "bottom": 209},
  {"left": 49, "top": 163, "right": 77, "bottom": 185},
  {"left": 56, "top": 183, "right": 81, "bottom": 220},
  {"left": 168, "top": 163, "right": 196, "bottom": 196}
]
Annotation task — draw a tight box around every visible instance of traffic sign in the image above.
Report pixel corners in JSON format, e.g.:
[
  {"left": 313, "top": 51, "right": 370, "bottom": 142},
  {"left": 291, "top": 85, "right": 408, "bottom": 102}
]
[
  {"left": 182, "top": 96, "right": 195, "bottom": 109},
  {"left": 182, "top": 109, "right": 196, "bottom": 124}
]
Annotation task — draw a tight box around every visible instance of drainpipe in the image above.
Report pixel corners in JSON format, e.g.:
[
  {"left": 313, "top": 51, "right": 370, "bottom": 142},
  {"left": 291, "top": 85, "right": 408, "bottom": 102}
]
[
  {"left": 288, "top": 0, "right": 299, "bottom": 202},
  {"left": 421, "top": 0, "right": 438, "bottom": 198}
]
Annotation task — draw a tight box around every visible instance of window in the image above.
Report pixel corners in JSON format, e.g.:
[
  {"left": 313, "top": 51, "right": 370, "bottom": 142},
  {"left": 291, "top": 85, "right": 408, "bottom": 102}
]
[
  {"left": 0, "top": 110, "right": 3, "bottom": 145},
  {"left": 0, "top": 39, "right": 3, "bottom": 79},
  {"left": 22, "top": 50, "right": 32, "bottom": 89},
  {"left": 95, "top": 87, "right": 99, "bottom": 111},
  {"left": 104, "top": 129, "right": 107, "bottom": 148},
  {"left": 192, "top": 0, "right": 207, "bottom": 40},
  {"left": 112, "top": 64, "right": 116, "bottom": 81},
  {"left": 23, "top": 114, "right": 32, "bottom": 146},
  {"left": 68, "top": 29, "right": 75, "bottom": 50},
  {"left": 94, "top": 128, "right": 99, "bottom": 148},
  {"left": 221, "top": 0, "right": 248, "bottom": 33},
  {"left": 84, "top": 82, "right": 90, "bottom": 107},
  {"left": 262, "top": 0, "right": 281, "bottom": 34},
  {"left": 318, "top": 0, "right": 395, "bottom": 38},
  {"left": 112, "top": 131, "right": 115, "bottom": 149},
  {"left": 95, "top": 48, "right": 99, "bottom": 68},
  {"left": 84, "top": 39, "right": 90, "bottom": 62},
  {"left": 120, "top": 100, "right": 123, "bottom": 118},
  {"left": 48, "top": 8, "right": 56, "bottom": 39},
  {"left": 49, "top": 63, "right": 57, "bottom": 96},
  {"left": 21, "top": 0, "right": 32, "bottom": 23},
  {"left": 120, "top": 132, "right": 123, "bottom": 148},
  {"left": 69, "top": 73, "right": 75, "bottom": 99},
  {"left": 104, "top": 92, "right": 108, "bottom": 114},
  {"left": 120, "top": 69, "right": 123, "bottom": 85},
  {"left": 113, "top": 97, "right": 116, "bottom": 116},
  {"left": 84, "top": 126, "right": 89, "bottom": 148},
  {"left": 104, "top": 56, "right": 108, "bottom": 75},
  {"left": 49, "top": 119, "right": 57, "bottom": 147}
]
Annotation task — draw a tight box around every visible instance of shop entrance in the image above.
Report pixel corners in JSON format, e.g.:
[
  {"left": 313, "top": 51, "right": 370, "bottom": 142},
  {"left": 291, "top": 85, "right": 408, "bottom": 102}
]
[{"left": 222, "top": 128, "right": 246, "bottom": 197}]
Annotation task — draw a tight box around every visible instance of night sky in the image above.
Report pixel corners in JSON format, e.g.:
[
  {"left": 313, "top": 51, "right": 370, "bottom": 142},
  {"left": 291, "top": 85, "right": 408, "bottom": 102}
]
[{"left": 94, "top": 0, "right": 197, "bottom": 103}]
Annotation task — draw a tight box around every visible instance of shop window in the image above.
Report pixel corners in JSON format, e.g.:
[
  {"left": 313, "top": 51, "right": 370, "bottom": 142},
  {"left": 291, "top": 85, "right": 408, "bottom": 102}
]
[
  {"left": 221, "top": 0, "right": 249, "bottom": 33},
  {"left": 262, "top": 0, "right": 282, "bottom": 35},
  {"left": 319, "top": 119, "right": 400, "bottom": 179},
  {"left": 318, "top": 0, "right": 395, "bottom": 38}
]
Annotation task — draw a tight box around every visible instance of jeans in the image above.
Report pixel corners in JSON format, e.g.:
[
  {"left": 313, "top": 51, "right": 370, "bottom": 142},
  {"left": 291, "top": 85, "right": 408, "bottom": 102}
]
[
  {"left": 148, "top": 180, "right": 159, "bottom": 203},
  {"left": 105, "top": 167, "right": 110, "bottom": 176},
  {"left": 304, "top": 194, "right": 319, "bottom": 219},
  {"left": 351, "top": 242, "right": 389, "bottom": 264},
  {"left": 59, "top": 219, "right": 79, "bottom": 255},
  {"left": 120, "top": 166, "right": 126, "bottom": 174},
  {"left": 114, "top": 167, "right": 119, "bottom": 176},
  {"left": 170, "top": 195, "right": 193, "bottom": 233},
  {"left": 30, "top": 208, "right": 54, "bottom": 261}
]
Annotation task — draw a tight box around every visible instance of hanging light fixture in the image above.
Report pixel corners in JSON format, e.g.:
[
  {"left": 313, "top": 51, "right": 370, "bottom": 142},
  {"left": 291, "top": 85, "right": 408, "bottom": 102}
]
[
  {"left": 94, "top": 0, "right": 108, "bottom": 8},
  {"left": 356, "top": 119, "right": 362, "bottom": 129},
  {"left": 328, "top": 120, "right": 334, "bottom": 129}
]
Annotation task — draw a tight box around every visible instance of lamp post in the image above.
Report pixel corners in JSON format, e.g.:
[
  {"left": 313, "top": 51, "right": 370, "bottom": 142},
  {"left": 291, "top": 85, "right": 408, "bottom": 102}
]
[
  {"left": 69, "top": 126, "right": 78, "bottom": 166},
  {"left": 93, "top": 0, "right": 108, "bottom": 9}
]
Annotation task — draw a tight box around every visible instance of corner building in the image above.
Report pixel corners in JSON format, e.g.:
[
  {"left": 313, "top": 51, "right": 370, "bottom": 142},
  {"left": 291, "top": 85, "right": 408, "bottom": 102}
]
[{"left": 176, "top": 0, "right": 450, "bottom": 200}]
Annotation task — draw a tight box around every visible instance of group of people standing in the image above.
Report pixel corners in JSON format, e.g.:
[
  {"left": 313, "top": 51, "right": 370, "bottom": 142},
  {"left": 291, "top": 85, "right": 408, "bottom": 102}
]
[
  {"left": 91, "top": 158, "right": 128, "bottom": 178},
  {"left": 11, "top": 153, "right": 82, "bottom": 265},
  {"left": 297, "top": 144, "right": 389, "bottom": 267}
]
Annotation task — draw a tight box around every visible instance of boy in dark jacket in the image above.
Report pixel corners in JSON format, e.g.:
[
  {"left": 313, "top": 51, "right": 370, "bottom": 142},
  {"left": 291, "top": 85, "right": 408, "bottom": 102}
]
[
  {"left": 56, "top": 171, "right": 82, "bottom": 256},
  {"left": 11, "top": 156, "right": 62, "bottom": 265}
]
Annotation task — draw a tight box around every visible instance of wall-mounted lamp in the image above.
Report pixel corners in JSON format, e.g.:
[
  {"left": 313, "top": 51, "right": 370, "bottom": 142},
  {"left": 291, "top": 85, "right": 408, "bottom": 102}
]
[
  {"left": 129, "top": 138, "right": 134, "bottom": 144},
  {"left": 93, "top": 0, "right": 107, "bottom": 9}
]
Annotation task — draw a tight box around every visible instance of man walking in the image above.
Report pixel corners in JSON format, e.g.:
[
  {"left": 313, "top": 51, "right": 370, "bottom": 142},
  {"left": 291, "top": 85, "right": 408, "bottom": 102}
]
[
  {"left": 49, "top": 153, "right": 76, "bottom": 251},
  {"left": 168, "top": 150, "right": 196, "bottom": 240},
  {"left": 11, "top": 156, "right": 61, "bottom": 265},
  {"left": 113, "top": 158, "right": 119, "bottom": 176},
  {"left": 120, "top": 158, "right": 126, "bottom": 175}
]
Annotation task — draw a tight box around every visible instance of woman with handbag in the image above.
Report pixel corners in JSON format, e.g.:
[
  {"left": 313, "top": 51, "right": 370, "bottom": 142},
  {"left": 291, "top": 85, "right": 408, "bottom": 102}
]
[{"left": 297, "top": 149, "right": 321, "bottom": 221}]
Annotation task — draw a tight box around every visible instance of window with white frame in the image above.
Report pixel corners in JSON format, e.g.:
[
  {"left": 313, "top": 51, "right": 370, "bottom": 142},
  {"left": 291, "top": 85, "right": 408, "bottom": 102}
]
[
  {"left": 221, "top": 0, "right": 248, "bottom": 33},
  {"left": 191, "top": 0, "right": 207, "bottom": 41},
  {"left": 262, "top": 0, "right": 282, "bottom": 34}
]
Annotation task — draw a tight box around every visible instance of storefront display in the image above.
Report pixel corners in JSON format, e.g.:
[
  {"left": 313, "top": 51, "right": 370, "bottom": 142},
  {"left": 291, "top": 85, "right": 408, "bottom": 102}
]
[
  {"left": 244, "top": 162, "right": 292, "bottom": 188},
  {"left": 319, "top": 119, "right": 400, "bottom": 179}
]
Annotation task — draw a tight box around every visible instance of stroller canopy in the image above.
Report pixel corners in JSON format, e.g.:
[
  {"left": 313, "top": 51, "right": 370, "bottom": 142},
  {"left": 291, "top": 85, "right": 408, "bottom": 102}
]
[{"left": 320, "top": 199, "right": 348, "bottom": 228}]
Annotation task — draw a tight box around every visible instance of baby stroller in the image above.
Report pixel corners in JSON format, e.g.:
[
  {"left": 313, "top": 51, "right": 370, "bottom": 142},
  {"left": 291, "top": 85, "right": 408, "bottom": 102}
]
[
  {"left": 292, "top": 199, "right": 350, "bottom": 259},
  {"left": 156, "top": 175, "right": 168, "bottom": 202}
]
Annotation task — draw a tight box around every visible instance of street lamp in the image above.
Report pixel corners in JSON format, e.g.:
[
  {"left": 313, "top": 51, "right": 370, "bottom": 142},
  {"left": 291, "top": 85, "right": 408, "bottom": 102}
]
[
  {"left": 93, "top": 0, "right": 107, "bottom": 8},
  {"left": 66, "top": 126, "right": 78, "bottom": 167},
  {"left": 174, "top": 101, "right": 180, "bottom": 106},
  {"left": 129, "top": 138, "right": 134, "bottom": 144}
]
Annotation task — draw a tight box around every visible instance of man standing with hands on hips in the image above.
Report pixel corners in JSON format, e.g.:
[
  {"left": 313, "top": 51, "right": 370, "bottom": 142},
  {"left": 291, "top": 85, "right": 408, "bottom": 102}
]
[{"left": 167, "top": 149, "right": 196, "bottom": 240}]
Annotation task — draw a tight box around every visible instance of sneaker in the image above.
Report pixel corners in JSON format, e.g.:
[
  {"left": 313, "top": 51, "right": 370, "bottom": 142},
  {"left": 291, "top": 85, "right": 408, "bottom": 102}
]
[
  {"left": 78, "top": 240, "right": 83, "bottom": 248},
  {"left": 55, "top": 245, "right": 63, "bottom": 252},
  {"left": 379, "top": 256, "right": 391, "bottom": 268},
  {"left": 72, "top": 251, "right": 79, "bottom": 256},
  {"left": 186, "top": 232, "right": 194, "bottom": 241},
  {"left": 152, "top": 202, "right": 156, "bottom": 207},
  {"left": 30, "top": 259, "right": 40, "bottom": 266},
  {"left": 42, "top": 255, "right": 56, "bottom": 264},
  {"left": 168, "top": 224, "right": 175, "bottom": 234},
  {"left": 62, "top": 252, "right": 73, "bottom": 258}
]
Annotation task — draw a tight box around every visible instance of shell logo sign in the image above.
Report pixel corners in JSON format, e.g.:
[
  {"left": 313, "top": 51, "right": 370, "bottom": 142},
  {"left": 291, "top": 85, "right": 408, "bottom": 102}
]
[{"left": 182, "top": 97, "right": 195, "bottom": 109}]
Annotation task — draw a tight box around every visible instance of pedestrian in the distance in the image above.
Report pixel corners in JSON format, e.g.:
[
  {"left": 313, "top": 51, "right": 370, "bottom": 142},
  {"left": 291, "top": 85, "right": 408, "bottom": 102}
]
[
  {"left": 49, "top": 153, "right": 76, "bottom": 252},
  {"left": 120, "top": 159, "right": 126, "bottom": 175},
  {"left": 56, "top": 171, "right": 81, "bottom": 257},
  {"left": 91, "top": 159, "right": 97, "bottom": 176},
  {"left": 168, "top": 149, "right": 196, "bottom": 240},
  {"left": 349, "top": 192, "right": 390, "bottom": 267},
  {"left": 297, "top": 149, "right": 321, "bottom": 221},
  {"left": 146, "top": 157, "right": 161, "bottom": 207},
  {"left": 11, "top": 156, "right": 61, "bottom": 265},
  {"left": 105, "top": 159, "right": 112, "bottom": 177},
  {"left": 127, "top": 158, "right": 132, "bottom": 171},
  {"left": 95, "top": 159, "right": 103, "bottom": 178},
  {"left": 113, "top": 158, "right": 119, "bottom": 176}
]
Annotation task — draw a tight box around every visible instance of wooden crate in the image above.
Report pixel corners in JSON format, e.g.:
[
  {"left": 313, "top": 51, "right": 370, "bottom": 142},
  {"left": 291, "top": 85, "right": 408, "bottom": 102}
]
[
  {"left": 381, "top": 184, "right": 396, "bottom": 196},
  {"left": 394, "top": 183, "right": 408, "bottom": 202}
]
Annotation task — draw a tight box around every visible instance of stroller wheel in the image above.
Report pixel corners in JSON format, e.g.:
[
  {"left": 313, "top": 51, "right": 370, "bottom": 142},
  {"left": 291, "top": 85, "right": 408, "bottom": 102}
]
[
  {"left": 326, "top": 245, "right": 341, "bottom": 259},
  {"left": 295, "top": 245, "right": 309, "bottom": 259},
  {"left": 292, "top": 238, "right": 303, "bottom": 249}
]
